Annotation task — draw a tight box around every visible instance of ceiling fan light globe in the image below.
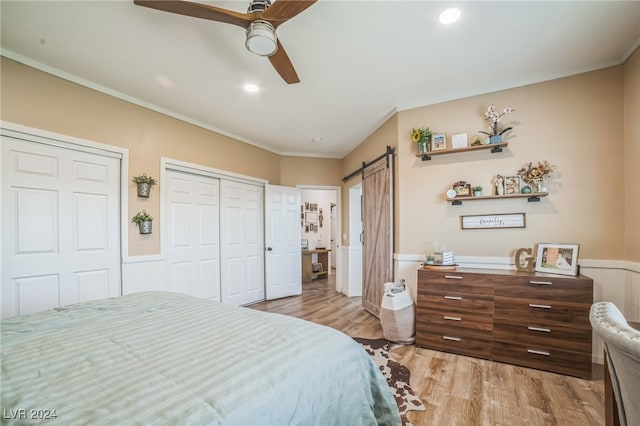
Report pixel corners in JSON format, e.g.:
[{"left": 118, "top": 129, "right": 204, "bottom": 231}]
[{"left": 246, "top": 20, "right": 277, "bottom": 56}]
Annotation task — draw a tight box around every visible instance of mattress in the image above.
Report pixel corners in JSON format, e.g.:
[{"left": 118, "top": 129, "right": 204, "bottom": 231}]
[{"left": 1, "top": 291, "right": 401, "bottom": 425}]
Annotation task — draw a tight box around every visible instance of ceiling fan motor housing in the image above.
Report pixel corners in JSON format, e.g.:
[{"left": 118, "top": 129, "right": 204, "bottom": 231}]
[{"left": 247, "top": 0, "right": 271, "bottom": 14}]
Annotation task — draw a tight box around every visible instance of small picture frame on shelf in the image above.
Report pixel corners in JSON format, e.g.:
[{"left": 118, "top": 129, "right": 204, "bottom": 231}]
[
  {"left": 454, "top": 183, "right": 471, "bottom": 197},
  {"left": 432, "top": 133, "right": 447, "bottom": 151},
  {"left": 535, "top": 243, "right": 580, "bottom": 276},
  {"left": 504, "top": 175, "right": 521, "bottom": 195},
  {"left": 451, "top": 133, "right": 468, "bottom": 149}
]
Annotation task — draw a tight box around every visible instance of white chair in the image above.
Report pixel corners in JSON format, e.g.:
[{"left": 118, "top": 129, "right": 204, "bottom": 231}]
[{"left": 590, "top": 302, "right": 640, "bottom": 426}]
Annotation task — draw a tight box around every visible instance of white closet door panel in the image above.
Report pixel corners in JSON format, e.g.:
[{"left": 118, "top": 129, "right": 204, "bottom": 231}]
[
  {"left": 2, "top": 138, "right": 121, "bottom": 318},
  {"left": 15, "top": 275, "right": 60, "bottom": 315},
  {"left": 220, "top": 180, "right": 264, "bottom": 306},
  {"left": 15, "top": 188, "right": 58, "bottom": 254},
  {"left": 165, "top": 170, "right": 220, "bottom": 301},
  {"left": 265, "top": 185, "right": 301, "bottom": 300}
]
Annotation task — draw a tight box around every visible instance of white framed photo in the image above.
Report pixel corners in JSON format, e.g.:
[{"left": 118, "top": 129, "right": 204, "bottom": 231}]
[
  {"left": 535, "top": 243, "right": 580, "bottom": 276},
  {"left": 451, "top": 133, "right": 468, "bottom": 149}
]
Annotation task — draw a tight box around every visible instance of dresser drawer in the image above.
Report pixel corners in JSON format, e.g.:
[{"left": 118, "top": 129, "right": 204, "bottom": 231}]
[
  {"left": 416, "top": 329, "right": 492, "bottom": 359},
  {"left": 417, "top": 310, "right": 493, "bottom": 332},
  {"left": 492, "top": 341, "right": 592, "bottom": 379},
  {"left": 493, "top": 321, "right": 592, "bottom": 353},
  {"left": 418, "top": 293, "right": 493, "bottom": 318},
  {"left": 418, "top": 270, "right": 494, "bottom": 295},
  {"left": 493, "top": 275, "right": 592, "bottom": 303},
  {"left": 494, "top": 296, "right": 591, "bottom": 329}
]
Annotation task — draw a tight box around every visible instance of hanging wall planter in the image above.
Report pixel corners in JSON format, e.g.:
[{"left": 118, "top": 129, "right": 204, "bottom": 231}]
[
  {"left": 132, "top": 173, "right": 157, "bottom": 198},
  {"left": 132, "top": 210, "right": 154, "bottom": 234}
]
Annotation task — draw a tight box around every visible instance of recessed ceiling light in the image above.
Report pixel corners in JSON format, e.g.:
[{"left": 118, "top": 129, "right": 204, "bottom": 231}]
[
  {"left": 243, "top": 83, "right": 259, "bottom": 93},
  {"left": 438, "top": 7, "right": 461, "bottom": 25},
  {"left": 311, "top": 137, "right": 323, "bottom": 143}
]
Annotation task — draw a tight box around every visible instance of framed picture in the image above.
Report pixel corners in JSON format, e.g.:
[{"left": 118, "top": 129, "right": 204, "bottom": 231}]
[
  {"left": 461, "top": 213, "right": 526, "bottom": 230},
  {"left": 309, "top": 203, "right": 318, "bottom": 212},
  {"left": 305, "top": 211, "right": 318, "bottom": 223},
  {"left": 301, "top": 239, "right": 309, "bottom": 251},
  {"left": 432, "top": 133, "right": 447, "bottom": 151},
  {"left": 451, "top": 133, "right": 468, "bottom": 149},
  {"left": 535, "top": 243, "right": 580, "bottom": 276},
  {"left": 504, "top": 175, "right": 521, "bottom": 195},
  {"left": 454, "top": 183, "right": 471, "bottom": 197}
]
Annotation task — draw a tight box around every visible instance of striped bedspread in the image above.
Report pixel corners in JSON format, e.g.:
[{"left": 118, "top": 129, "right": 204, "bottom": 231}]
[{"left": 1, "top": 291, "right": 401, "bottom": 425}]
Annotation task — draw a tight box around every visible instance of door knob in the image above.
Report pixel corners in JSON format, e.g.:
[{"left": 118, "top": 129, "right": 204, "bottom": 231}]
[{"left": 266, "top": 247, "right": 273, "bottom": 251}]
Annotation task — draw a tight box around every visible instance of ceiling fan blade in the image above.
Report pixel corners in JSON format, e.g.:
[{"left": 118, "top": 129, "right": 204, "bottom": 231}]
[
  {"left": 260, "top": 0, "right": 317, "bottom": 28},
  {"left": 134, "top": 0, "right": 254, "bottom": 29},
  {"left": 269, "top": 40, "right": 300, "bottom": 84}
]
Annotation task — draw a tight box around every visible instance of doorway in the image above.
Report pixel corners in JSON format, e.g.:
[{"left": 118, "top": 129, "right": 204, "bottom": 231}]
[{"left": 297, "top": 185, "right": 341, "bottom": 293}]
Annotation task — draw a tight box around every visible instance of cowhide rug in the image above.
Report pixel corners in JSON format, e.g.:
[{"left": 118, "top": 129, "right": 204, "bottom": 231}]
[{"left": 353, "top": 338, "right": 426, "bottom": 426}]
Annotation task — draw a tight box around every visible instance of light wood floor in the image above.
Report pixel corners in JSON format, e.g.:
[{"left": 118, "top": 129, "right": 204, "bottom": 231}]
[{"left": 250, "top": 275, "right": 605, "bottom": 426}]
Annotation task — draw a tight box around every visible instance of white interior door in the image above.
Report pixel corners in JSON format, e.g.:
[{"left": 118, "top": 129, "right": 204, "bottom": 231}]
[
  {"left": 220, "top": 180, "right": 264, "bottom": 306},
  {"left": 1, "top": 137, "right": 121, "bottom": 318},
  {"left": 265, "top": 184, "right": 301, "bottom": 300},
  {"left": 165, "top": 169, "right": 220, "bottom": 300}
]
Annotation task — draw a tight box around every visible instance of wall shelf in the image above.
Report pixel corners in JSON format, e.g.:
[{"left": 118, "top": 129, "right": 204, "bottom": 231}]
[
  {"left": 447, "top": 192, "right": 548, "bottom": 205},
  {"left": 417, "top": 142, "right": 508, "bottom": 161}
]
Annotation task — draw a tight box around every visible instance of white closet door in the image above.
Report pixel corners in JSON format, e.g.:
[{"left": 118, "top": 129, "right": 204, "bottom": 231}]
[
  {"left": 265, "top": 184, "right": 301, "bottom": 300},
  {"left": 165, "top": 169, "right": 220, "bottom": 301},
  {"left": 1, "top": 137, "right": 121, "bottom": 318},
  {"left": 220, "top": 180, "right": 264, "bottom": 306}
]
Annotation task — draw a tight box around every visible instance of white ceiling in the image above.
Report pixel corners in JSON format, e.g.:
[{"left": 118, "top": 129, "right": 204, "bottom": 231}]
[{"left": 2, "top": 1, "right": 639, "bottom": 159}]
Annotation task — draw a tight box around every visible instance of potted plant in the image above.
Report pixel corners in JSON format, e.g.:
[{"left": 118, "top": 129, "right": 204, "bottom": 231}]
[
  {"left": 411, "top": 127, "right": 432, "bottom": 154},
  {"left": 132, "top": 210, "right": 153, "bottom": 234},
  {"left": 132, "top": 173, "right": 157, "bottom": 198},
  {"left": 472, "top": 185, "right": 483, "bottom": 197},
  {"left": 479, "top": 104, "right": 515, "bottom": 144}
]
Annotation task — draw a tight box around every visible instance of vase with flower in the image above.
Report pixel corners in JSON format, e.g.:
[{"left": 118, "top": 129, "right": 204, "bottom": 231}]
[
  {"left": 411, "top": 127, "right": 432, "bottom": 155},
  {"left": 517, "top": 161, "right": 556, "bottom": 193},
  {"left": 479, "top": 104, "right": 515, "bottom": 144}
]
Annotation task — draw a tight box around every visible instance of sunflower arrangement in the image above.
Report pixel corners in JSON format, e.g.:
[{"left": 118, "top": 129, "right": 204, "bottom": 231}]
[
  {"left": 517, "top": 161, "right": 556, "bottom": 184},
  {"left": 411, "top": 127, "right": 432, "bottom": 143}
]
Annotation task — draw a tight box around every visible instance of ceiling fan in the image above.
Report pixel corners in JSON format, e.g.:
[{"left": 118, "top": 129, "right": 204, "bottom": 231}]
[{"left": 133, "top": 0, "right": 317, "bottom": 84}]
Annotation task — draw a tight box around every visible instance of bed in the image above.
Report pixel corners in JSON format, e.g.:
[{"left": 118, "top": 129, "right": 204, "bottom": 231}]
[{"left": 1, "top": 291, "right": 401, "bottom": 425}]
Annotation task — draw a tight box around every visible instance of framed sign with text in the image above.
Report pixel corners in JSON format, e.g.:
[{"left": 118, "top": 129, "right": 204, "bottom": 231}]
[{"left": 461, "top": 213, "right": 526, "bottom": 230}]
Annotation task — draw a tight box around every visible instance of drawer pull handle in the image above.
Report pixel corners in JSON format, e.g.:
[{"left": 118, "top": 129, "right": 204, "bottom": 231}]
[
  {"left": 443, "top": 336, "right": 461, "bottom": 342},
  {"left": 444, "top": 316, "right": 461, "bottom": 321},
  {"left": 444, "top": 295, "right": 462, "bottom": 300},
  {"left": 529, "top": 280, "right": 553, "bottom": 286},
  {"left": 444, "top": 275, "right": 463, "bottom": 280},
  {"left": 528, "top": 326, "right": 551, "bottom": 333},
  {"left": 527, "top": 349, "right": 550, "bottom": 356},
  {"left": 529, "top": 303, "right": 552, "bottom": 310}
]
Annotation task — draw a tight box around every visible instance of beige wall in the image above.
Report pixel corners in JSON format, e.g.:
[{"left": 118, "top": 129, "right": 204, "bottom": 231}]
[
  {"left": 623, "top": 48, "right": 640, "bottom": 261},
  {"left": 397, "top": 66, "right": 629, "bottom": 260},
  {"left": 340, "top": 114, "right": 398, "bottom": 246},
  {"left": 2, "top": 53, "right": 638, "bottom": 263},
  {"left": 1, "top": 58, "right": 291, "bottom": 256},
  {"left": 340, "top": 63, "right": 637, "bottom": 262},
  {"left": 280, "top": 156, "right": 342, "bottom": 187}
]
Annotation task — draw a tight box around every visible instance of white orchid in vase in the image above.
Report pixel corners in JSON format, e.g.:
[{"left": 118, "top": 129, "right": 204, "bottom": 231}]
[{"left": 479, "top": 105, "right": 515, "bottom": 143}]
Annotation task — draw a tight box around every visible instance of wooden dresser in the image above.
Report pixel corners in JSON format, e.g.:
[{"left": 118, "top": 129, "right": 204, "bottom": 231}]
[{"left": 416, "top": 268, "right": 593, "bottom": 379}]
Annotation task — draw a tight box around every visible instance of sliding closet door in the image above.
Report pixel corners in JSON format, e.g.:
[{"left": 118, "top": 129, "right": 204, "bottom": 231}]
[
  {"left": 361, "top": 156, "right": 393, "bottom": 317},
  {"left": 220, "top": 180, "right": 264, "bottom": 306},
  {"left": 165, "top": 169, "right": 220, "bottom": 301},
  {"left": 1, "top": 137, "right": 121, "bottom": 318}
]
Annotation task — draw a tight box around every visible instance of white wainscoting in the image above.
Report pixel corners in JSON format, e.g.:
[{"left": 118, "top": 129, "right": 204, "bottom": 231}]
[
  {"left": 338, "top": 245, "right": 362, "bottom": 297},
  {"left": 393, "top": 254, "right": 640, "bottom": 365},
  {"left": 122, "top": 255, "right": 168, "bottom": 295}
]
